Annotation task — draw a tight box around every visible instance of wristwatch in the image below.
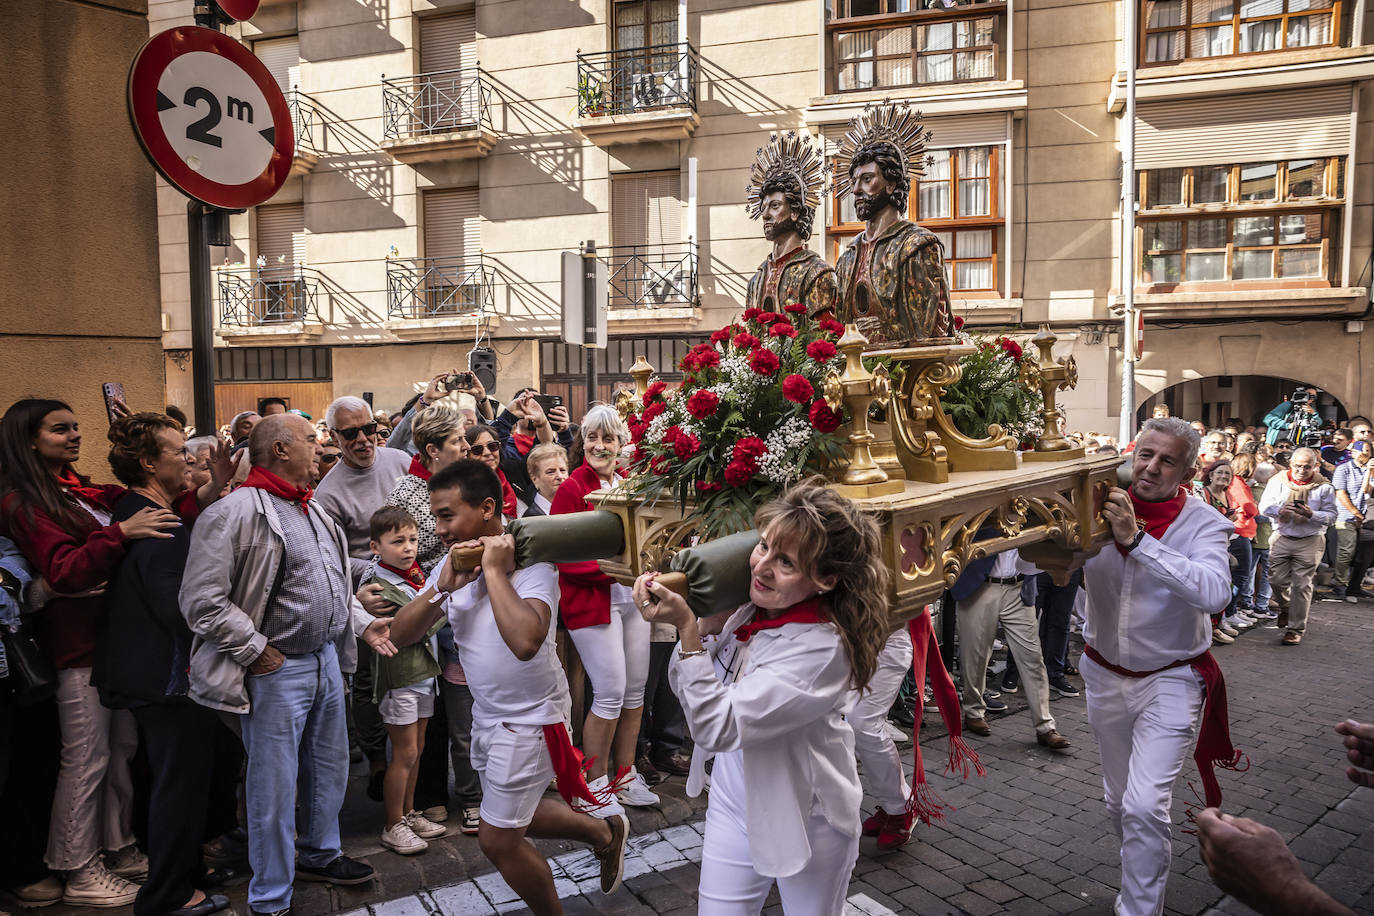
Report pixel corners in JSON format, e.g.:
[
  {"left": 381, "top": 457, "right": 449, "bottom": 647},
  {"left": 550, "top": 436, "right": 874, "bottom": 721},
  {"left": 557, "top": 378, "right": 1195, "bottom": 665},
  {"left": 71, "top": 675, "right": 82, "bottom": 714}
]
[{"left": 1123, "top": 529, "right": 1146, "bottom": 553}]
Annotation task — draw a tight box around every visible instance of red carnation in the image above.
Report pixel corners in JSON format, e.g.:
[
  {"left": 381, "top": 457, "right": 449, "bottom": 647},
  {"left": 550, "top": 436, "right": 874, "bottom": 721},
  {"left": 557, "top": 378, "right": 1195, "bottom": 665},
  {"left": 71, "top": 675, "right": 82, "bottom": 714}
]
[
  {"left": 650, "top": 455, "right": 672, "bottom": 476},
  {"left": 748, "top": 348, "right": 780, "bottom": 375},
  {"left": 755, "top": 311, "right": 784, "bottom": 325},
  {"left": 819, "top": 319, "right": 846, "bottom": 336},
  {"left": 808, "top": 398, "right": 842, "bottom": 433},
  {"left": 695, "top": 480, "right": 722, "bottom": 493},
  {"left": 663, "top": 425, "right": 683, "bottom": 444},
  {"left": 953, "top": 315, "right": 965, "bottom": 330},
  {"left": 642, "top": 380, "right": 667, "bottom": 405},
  {"left": 641, "top": 401, "right": 665, "bottom": 423},
  {"left": 742, "top": 307, "right": 762, "bottom": 322},
  {"left": 806, "top": 340, "right": 837, "bottom": 362},
  {"left": 769, "top": 322, "right": 798, "bottom": 339},
  {"left": 631, "top": 446, "right": 647, "bottom": 466},
  {"left": 629, "top": 420, "right": 646, "bottom": 444},
  {"left": 784, "top": 302, "right": 807, "bottom": 314},
  {"left": 694, "top": 347, "right": 721, "bottom": 369},
  {"left": 733, "top": 332, "right": 760, "bottom": 350},
  {"left": 1000, "top": 338, "right": 1024, "bottom": 361},
  {"left": 723, "top": 459, "right": 754, "bottom": 487},
  {"left": 733, "top": 436, "right": 767, "bottom": 465},
  {"left": 710, "top": 326, "right": 733, "bottom": 345},
  {"left": 782, "top": 374, "right": 814, "bottom": 404},
  {"left": 679, "top": 353, "right": 699, "bottom": 373},
  {"left": 686, "top": 389, "right": 720, "bottom": 419},
  {"left": 673, "top": 432, "right": 701, "bottom": 460}
]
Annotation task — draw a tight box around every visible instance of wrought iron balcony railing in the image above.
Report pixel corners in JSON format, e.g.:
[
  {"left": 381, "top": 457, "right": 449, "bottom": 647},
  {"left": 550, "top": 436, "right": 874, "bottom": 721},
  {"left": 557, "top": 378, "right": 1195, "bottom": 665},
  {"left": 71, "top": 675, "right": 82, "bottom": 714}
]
[
  {"left": 387, "top": 256, "right": 495, "bottom": 320},
  {"left": 602, "top": 241, "right": 698, "bottom": 309},
  {"left": 286, "top": 89, "right": 321, "bottom": 154},
  {"left": 576, "top": 42, "right": 699, "bottom": 118},
  {"left": 218, "top": 266, "right": 320, "bottom": 326},
  {"left": 382, "top": 68, "right": 493, "bottom": 140}
]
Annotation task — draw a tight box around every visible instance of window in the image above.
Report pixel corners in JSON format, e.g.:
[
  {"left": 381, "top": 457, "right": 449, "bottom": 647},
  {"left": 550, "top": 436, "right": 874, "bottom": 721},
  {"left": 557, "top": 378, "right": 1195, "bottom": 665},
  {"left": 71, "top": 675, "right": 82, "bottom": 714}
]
[
  {"left": 828, "top": 0, "right": 1001, "bottom": 92},
  {"left": 1136, "top": 158, "right": 1343, "bottom": 286},
  {"left": 829, "top": 145, "right": 1002, "bottom": 293},
  {"left": 1140, "top": 0, "right": 1341, "bottom": 64},
  {"left": 215, "top": 347, "right": 332, "bottom": 382}
]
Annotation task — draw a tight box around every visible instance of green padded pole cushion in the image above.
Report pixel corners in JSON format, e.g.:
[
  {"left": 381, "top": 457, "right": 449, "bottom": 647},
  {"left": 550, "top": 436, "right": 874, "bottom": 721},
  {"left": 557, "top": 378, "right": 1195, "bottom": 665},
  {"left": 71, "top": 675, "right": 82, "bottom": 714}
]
[
  {"left": 669, "top": 529, "right": 761, "bottom": 618},
  {"left": 508, "top": 511, "right": 627, "bottom": 566}
]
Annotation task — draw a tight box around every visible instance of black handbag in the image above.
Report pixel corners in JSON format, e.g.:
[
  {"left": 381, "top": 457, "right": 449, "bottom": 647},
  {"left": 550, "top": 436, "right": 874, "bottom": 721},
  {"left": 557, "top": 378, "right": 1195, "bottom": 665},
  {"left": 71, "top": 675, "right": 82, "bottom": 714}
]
[
  {"left": 1, "top": 623, "right": 56, "bottom": 705},
  {"left": 1359, "top": 518, "right": 1374, "bottom": 543}
]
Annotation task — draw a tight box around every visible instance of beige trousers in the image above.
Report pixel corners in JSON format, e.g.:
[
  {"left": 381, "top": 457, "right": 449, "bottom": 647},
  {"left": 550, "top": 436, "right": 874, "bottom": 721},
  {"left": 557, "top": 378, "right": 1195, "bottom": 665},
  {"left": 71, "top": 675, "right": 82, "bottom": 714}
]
[
  {"left": 1269, "top": 533, "right": 1325, "bottom": 633},
  {"left": 46, "top": 667, "right": 138, "bottom": 872},
  {"left": 956, "top": 579, "right": 1055, "bottom": 733}
]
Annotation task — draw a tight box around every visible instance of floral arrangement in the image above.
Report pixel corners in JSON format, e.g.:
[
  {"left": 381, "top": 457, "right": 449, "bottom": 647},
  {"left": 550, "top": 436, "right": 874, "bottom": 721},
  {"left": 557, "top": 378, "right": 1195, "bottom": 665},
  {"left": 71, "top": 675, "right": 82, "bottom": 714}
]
[
  {"left": 624, "top": 304, "right": 850, "bottom": 536},
  {"left": 941, "top": 326, "right": 1043, "bottom": 446}
]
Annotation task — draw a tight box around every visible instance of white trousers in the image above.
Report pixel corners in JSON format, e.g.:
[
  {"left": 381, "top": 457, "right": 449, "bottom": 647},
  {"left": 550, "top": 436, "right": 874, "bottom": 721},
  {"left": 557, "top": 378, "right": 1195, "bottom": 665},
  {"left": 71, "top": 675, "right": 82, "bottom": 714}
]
[
  {"left": 697, "top": 802, "right": 858, "bottom": 915},
  {"left": 567, "top": 589, "right": 651, "bottom": 719},
  {"left": 1081, "top": 653, "right": 1204, "bottom": 916},
  {"left": 850, "top": 628, "right": 912, "bottom": 812}
]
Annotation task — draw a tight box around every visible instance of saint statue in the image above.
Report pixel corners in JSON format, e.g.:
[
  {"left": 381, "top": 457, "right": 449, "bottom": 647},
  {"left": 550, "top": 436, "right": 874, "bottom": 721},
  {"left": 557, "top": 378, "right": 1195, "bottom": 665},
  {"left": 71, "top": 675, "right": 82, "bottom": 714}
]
[
  {"left": 833, "top": 103, "right": 955, "bottom": 348},
  {"left": 743, "top": 131, "right": 838, "bottom": 318}
]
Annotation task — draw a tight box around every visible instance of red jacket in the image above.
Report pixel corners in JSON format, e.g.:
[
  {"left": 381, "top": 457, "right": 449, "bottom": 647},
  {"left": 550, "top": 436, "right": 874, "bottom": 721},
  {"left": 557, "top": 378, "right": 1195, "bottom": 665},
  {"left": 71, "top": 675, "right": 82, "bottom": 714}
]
[
  {"left": 551, "top": 461, "right": 620, "bottom": 630},
  {"left": 1227, "top": 477, "right": 1259, "bottom": 539}
]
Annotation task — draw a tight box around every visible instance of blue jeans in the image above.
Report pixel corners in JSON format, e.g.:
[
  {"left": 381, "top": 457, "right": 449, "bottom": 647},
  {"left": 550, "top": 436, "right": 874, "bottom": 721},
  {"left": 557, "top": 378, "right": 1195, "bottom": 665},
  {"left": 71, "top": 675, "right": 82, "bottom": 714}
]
[
  {"left": 240, "top": 643, "right": 348, "bottom": 911},
  {"left": 1226, "top": 537, "right": 1254, "bottom": 616},
  {"left": 1243, "top": 547, "right": 1273, "bottom": 610}
]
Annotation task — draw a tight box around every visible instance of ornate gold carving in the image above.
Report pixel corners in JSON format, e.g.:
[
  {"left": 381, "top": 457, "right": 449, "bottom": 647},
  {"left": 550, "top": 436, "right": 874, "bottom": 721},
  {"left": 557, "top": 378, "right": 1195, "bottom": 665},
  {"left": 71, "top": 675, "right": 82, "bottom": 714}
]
[
  {"left": 629, "top": 354, "right": 655, "bottom": 400},
  {"left": 829, "top": 325, "right": 904, "bottom": 498},
  {"left": 1021, "top": 325, "right": 1085, "bottom": 461}
]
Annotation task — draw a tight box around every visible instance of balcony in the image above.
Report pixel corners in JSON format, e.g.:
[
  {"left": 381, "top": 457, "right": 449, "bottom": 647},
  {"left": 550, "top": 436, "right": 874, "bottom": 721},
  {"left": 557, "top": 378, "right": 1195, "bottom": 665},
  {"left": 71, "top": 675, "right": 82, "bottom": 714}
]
[
  {"left": 602, "top": 242, "right": 701, "bottom": 331},
  {"left": 575, "top": 43, "right": 700, "bottom": 145},
  {"left": 380, "top": 68, "right": 496, "bottom": 164},
  {"left": 287, "top": 90, "right": 321, "bottom": 176},
  {"left": 385, "top": 256, "right": 499, "bottom": 340},
  {"left": 217, "top": 266, "right": 324, "bottom": 345}
]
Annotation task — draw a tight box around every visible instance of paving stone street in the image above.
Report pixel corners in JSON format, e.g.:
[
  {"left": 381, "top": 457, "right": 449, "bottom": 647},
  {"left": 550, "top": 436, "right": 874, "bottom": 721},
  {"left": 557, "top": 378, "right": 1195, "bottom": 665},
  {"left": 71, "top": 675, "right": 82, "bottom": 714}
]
[{"left": 22, "top": 599, "right": 1374, "bottom": 916}]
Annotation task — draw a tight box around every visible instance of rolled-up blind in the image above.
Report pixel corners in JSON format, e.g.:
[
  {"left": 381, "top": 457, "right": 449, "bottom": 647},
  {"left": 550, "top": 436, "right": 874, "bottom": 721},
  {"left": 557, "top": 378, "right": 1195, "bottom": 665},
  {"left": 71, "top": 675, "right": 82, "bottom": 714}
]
[
  {"left": 256, "top": 202, "right": 304, "bottom": 267},
  {"left": 423, "top": 187, "right": 480, "bottom": 262}
]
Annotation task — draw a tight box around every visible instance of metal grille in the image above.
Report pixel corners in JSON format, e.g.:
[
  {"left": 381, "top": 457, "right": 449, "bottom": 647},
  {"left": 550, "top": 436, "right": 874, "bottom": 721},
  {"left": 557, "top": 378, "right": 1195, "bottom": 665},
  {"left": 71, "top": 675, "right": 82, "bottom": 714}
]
[
  {"left": 386, "top": 256, "right": 495, "bottom": 319},
  {"left": 576, "top": 42, "right": 698, "bottom": 118},
  {"left": 288, "top": 90, "right": 321, "bottom": 154},
  {"left": 215, "top": 347, "right": 332, "bottom": 382},
  {"left": 601, "top": 241, "right": 698, "bottom": 309},
  {"left": 382, "top": 68, "right": 492, "bottom": 139},
  {"left": 218, "top": 266, "right": 320, "bottom": 325}
]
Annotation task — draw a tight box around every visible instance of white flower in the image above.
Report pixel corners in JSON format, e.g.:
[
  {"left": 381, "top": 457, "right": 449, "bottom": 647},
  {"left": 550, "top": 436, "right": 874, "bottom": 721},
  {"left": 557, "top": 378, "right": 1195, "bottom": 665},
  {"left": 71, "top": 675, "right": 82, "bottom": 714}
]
[{"left": 758, "top": 416, "right": 813, "bottom": 485}]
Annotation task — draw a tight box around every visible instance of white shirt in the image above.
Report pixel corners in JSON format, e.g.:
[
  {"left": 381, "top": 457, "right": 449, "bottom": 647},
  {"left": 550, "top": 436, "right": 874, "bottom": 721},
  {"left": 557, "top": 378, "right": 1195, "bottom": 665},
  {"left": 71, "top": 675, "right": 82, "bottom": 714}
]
[
  {"left": 1082, "top": 495, "right": 1234, "bottom": 671},
  {"left": 533, "top": 492, "right": 553, "bottom": 515},
  {"left": 991, "top": 551, "right": 1019, "bottom": 579},
  {"left": 1258, "top": 473, "right": 1338, "bottom": 539},
  {"left": 671, "top": 605, "right": 860, "bottom": 878},
  {"left": 433, "top": 558, "right": 568, "bottom": 728}
]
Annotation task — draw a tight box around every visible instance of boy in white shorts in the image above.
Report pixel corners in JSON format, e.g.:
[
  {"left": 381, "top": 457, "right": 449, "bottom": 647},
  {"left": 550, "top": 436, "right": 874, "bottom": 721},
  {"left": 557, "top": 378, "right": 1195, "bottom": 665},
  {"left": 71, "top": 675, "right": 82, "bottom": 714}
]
[
  {"left": 357, "top": 506, "right": 447, "bottom": 855},
  {"left": 361, "top": 459, "right": 628, "bottom": 913}
]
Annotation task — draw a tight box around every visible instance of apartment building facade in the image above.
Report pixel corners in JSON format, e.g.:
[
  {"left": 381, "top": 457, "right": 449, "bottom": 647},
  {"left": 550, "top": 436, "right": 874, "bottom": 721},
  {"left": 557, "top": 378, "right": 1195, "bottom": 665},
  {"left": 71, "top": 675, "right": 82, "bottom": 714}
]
[{"left": 151, "top": 0, "right": 1374, "bottom": 431}]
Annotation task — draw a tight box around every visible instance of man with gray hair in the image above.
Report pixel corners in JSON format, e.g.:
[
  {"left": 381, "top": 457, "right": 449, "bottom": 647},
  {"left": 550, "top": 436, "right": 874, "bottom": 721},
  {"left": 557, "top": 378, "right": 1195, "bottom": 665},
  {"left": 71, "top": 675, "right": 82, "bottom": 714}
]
[
  {"left": 1259, "top": 447, "right": 1337, "bottom": 646},
  {"left": 1078, "top": 417, "right": 1238, "bottom": 916},
  {"left": 181, "top": 413, "right": 374, "bottom": 916}
]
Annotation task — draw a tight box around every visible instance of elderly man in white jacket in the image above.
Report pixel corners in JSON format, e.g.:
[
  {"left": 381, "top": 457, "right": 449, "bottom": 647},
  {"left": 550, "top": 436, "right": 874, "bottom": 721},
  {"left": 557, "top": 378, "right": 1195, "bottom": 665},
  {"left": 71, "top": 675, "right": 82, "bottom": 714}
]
[
  {"left": 1080, "top": 417, "right": 1235, "bottom": 916},
  {"left": 1258, "top": 447, "right": 1337, "bottom": 647}
]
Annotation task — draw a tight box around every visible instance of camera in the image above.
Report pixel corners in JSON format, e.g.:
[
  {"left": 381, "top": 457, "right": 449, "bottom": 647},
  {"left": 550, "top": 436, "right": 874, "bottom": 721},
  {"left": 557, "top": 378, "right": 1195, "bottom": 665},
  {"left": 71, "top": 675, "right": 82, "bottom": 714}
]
[
  {"left": 444, "top": 371, "right": 475, "bottom": 391},
  {"left": 1290, "top": 387, "right": 1311, "bottom": 404},
  {"left": 532, "top": 393, "right": 563, "bottom": 416}
]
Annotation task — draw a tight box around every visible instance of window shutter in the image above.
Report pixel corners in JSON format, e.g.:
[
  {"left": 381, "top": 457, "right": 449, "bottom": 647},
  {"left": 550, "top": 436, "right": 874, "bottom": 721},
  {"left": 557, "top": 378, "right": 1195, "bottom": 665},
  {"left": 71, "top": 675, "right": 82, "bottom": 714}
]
[
  {"left": 612, "top": 171, "right": 681, "bottom": 248},
  {"left": 423, "top": 188, "right": 480, "bottom": 262},
  {"left": 256, "top": 203, "right": 305, "bottom": 267},
  {"left": 1135, "top": 86, "right": 1353, "bottom": 169},
  {"left": 420, "top": 11, "right": 476, "bottom": 74},
  {"left": 255, "top": 36, "right": 300, "bottom": 92}
]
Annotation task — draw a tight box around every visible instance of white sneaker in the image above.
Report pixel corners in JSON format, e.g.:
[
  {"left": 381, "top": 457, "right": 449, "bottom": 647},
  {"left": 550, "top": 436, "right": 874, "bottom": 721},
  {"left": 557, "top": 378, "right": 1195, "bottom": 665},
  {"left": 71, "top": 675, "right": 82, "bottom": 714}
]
[
  {"left": 404, "top": 809, "right": 447, "bottom": 839},
  {"left": 616, "top": 767, "right": 661, "bottom": 807},
  {"left": 1219, "top": 621, "right": 1239, "bottom": 637},
  {"left": 460, "top": 806, "right": 481, "bottom": 835},
  {"left": 62, "top": 859, "right": 140, "bottom": 908},
  {"left": 572, "top": 774, "right": 626, "bottom": 819},
  {"left": 381, "top": 821, "right": 428, "bottom": 855},
  {"left": 1212, "top": 627, "right": 1235, "bottom": 645},
  {"left": 1222, "top": 614, "right": 1251, "bottom": 631},
  {"left": 884, "top": 720, "right": 912, "bottom": 745},
  {"left": 103, "top": 846, "right": 148, "bottom": 879}
]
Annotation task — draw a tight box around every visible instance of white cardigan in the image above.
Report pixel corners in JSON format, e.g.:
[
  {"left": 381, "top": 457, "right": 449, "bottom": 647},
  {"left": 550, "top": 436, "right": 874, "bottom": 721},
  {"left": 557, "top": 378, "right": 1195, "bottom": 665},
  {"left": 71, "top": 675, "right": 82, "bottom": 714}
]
[{"left": 669, "top": 604, "right": 861, "bottom": 878}]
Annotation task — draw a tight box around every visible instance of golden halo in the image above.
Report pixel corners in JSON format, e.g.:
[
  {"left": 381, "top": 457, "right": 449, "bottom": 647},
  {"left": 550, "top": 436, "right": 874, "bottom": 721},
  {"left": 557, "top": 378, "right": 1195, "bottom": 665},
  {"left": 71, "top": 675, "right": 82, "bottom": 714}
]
[
  {"left": 831, "top": 101, "right": 932, "bottom": 200},
  {"left": 745, "top": 130, "right": 825, "bottom": 220}
]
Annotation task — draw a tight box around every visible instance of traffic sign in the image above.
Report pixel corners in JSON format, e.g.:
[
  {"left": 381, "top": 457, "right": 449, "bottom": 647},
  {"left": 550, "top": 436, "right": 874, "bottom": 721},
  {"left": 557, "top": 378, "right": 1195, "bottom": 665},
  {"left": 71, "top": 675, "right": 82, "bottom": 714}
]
[
  {"left": 214, "top": 0, "right": 260, "bottom": 21},
  {"left": 128, "top": 26, "right": 293, "bottom": 210},
  {"left": 1127, "top": 309, "right": 1145, "bottom": 362}
]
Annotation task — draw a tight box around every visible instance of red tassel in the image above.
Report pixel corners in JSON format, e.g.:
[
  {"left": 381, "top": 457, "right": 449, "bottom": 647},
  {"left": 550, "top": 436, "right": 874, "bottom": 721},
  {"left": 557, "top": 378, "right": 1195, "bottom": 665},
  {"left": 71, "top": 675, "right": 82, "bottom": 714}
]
[
  {"left": 904, "top": 780, "right": 947, "bottom": 826},
  {"left": 542, "top": 724, "right": 605, "bottom": 808},
  {"left": 946, "top": 735, "right": 986, "bottom": 780}
]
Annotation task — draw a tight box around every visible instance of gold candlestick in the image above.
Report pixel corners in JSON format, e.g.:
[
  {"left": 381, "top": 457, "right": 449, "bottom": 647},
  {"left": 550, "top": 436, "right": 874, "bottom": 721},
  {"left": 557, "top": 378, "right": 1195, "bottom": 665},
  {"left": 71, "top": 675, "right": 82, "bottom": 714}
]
[
  {"left": 1022, "top": 324, "right": 1084, "bottom": 461},
  {"left": 825, "top": 326, "right": 904, "bottom": 497}
]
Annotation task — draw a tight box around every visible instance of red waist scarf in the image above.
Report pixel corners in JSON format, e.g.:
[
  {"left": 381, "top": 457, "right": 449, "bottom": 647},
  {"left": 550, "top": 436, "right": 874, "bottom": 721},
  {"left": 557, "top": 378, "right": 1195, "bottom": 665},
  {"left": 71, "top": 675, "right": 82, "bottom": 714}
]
[
  {"left": 906, "top": 607, "right": 985, "bottom": 825},
  {"left": 241, "top": 466, "right": 312, "bottom": 514}
]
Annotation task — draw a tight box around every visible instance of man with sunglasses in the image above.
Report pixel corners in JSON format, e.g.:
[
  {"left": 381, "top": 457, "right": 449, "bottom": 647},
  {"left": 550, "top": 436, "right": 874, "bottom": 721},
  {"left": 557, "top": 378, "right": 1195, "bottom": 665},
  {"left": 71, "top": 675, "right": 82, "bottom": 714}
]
[{"left": 313, "top": 396, "right": 413, "bottom": 797}]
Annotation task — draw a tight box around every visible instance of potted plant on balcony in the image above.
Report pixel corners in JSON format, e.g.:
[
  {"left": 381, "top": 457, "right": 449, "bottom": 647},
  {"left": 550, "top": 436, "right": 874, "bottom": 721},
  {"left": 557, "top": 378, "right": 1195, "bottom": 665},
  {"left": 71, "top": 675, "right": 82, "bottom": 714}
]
[
  {"left": 623, "top": 303, "right": 850, "bottom": 536},
  {"left": 575, "top": 71, "right": 608, "bottom": 117}
]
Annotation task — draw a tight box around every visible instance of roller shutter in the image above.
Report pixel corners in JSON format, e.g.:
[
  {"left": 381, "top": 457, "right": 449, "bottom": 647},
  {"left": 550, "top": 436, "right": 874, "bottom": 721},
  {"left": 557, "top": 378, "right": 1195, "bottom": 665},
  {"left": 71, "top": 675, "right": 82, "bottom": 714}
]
[
  {"left": 611, "top": 171, "right": 681, "bottom": 248},
  {"left": 423, "top": 188, "right": 480, "bottom": 261},
  {"left": 256, "top": 36, "right": 300, "bottom": 93},
  {"left": 420, "top": 11, "right": 476, "bottom": 74},
  {"left": 256, "top": 203, "right": 305, "bottom": 267}
]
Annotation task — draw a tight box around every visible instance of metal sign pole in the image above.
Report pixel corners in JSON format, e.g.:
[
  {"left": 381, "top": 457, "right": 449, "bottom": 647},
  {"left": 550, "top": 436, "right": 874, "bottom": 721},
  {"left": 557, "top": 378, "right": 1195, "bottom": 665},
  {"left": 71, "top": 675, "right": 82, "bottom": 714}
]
[
  {"left": 188, "top": 201, "right": 217, "bottom": 434},
  {"left": 582, "top": 240, "right": 598, "bottom": 412}
]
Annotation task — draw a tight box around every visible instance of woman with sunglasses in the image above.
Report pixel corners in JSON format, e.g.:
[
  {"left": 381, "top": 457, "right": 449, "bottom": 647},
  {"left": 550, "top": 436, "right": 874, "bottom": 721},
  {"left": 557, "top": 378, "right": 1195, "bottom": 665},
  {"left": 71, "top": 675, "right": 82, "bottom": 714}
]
[{"left": 464, "top": 425, "right": 526, "bottom": 521}]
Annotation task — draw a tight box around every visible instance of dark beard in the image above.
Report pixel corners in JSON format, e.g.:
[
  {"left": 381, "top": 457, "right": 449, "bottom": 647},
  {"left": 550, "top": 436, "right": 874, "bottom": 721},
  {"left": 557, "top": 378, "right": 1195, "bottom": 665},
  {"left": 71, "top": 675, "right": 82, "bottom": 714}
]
[
  {"left": 854, "top": 188, "right": 894, "bottom": 222},
  {"left": 763, "top": 217, "right": 797, "bottom": 242}
]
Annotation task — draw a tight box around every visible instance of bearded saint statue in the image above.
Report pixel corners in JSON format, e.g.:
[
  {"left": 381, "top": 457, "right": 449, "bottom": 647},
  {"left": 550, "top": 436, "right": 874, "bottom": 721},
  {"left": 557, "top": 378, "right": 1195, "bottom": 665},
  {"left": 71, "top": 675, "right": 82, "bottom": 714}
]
[
  {"left": 743, "top": 131, "right": 838, "bottom": 319},
  {"left": 833, "top": 103, "right": 955, "bottom": 348}
]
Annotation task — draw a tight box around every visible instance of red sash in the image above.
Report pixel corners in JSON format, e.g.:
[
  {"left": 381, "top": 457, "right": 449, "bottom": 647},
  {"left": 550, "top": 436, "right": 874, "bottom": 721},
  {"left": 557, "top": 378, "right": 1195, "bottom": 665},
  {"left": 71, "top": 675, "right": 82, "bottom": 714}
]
[{"left": 241, "top": 466, "right": 312, "bottom": 514}]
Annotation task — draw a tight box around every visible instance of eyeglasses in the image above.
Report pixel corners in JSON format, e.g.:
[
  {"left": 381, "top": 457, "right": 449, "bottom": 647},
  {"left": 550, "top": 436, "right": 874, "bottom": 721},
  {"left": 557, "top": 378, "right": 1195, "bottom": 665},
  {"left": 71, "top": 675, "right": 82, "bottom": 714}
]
[
  {"left": 320, "top": 453, "right": 340, "bottom": 465},
  {"left": 332, "top": 423, "right": 378, "bottom": 441},
  {"left": 469, "top": 442, "right": 502, "bottom": 455}
]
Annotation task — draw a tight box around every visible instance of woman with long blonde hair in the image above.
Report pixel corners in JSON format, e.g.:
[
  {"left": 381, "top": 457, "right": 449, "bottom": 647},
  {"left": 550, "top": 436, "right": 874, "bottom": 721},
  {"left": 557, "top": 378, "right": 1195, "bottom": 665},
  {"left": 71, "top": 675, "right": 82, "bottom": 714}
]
[{"left": 633, "top": 479, "right": 889, "bottom": 915}]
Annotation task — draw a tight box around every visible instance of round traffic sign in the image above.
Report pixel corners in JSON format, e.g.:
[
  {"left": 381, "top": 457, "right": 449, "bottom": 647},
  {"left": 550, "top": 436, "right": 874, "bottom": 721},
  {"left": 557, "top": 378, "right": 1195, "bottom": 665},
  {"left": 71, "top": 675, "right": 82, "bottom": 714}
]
[
  {"left": 128, "top": 26, "right": 293, "bottom": 210},
  {"left": 215, "top": 0, "right": 261, "bottom": 21}
]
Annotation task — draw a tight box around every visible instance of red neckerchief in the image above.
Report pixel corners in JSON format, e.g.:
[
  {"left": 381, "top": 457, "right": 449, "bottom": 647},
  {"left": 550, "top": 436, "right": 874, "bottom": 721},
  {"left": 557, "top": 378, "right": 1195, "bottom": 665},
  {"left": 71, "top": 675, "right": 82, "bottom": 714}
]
[
  {"left": 380, "top": 560, "right": 426, "bottom": 588},
  {"left": 1286, "top": 470, "right": 1313, "bottom": 488},
  {"left": 1117, "top": 485, "right": 1188, "bottom": 555},
  {"left": 54, "top": 468, "right": 110, "bottom": 506},
  {"left": 408, "top": 455, "right": 432, "bottom": 481},
  {"left": 512, "top": 432, "right": 535, "bottom": 456},
  {"left": 733, "top": 595, "right": 829, "bottom": 642},
  {"left": 242, "top": 466, "right": 313, "bottom": 514},
  {"left": 497, "top": 468, "right": 518, "bottom": 519}
]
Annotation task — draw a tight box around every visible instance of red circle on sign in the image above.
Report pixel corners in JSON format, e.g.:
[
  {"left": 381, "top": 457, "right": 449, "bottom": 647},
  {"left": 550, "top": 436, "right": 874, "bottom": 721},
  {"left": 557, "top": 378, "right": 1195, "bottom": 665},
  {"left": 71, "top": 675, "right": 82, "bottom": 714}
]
[
  {"left": 216, "top": 0, "right": 260, "bottom": 20},
  {"left": 128, "top": 26, "right": 293, "bottom": 210}
]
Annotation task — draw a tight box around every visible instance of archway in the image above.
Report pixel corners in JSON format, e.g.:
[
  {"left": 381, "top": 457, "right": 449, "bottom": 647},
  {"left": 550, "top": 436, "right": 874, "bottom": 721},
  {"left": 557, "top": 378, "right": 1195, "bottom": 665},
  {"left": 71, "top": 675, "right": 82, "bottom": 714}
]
[{"left": 1136, "top": 375, "right": 1350, "bottom": 430}]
